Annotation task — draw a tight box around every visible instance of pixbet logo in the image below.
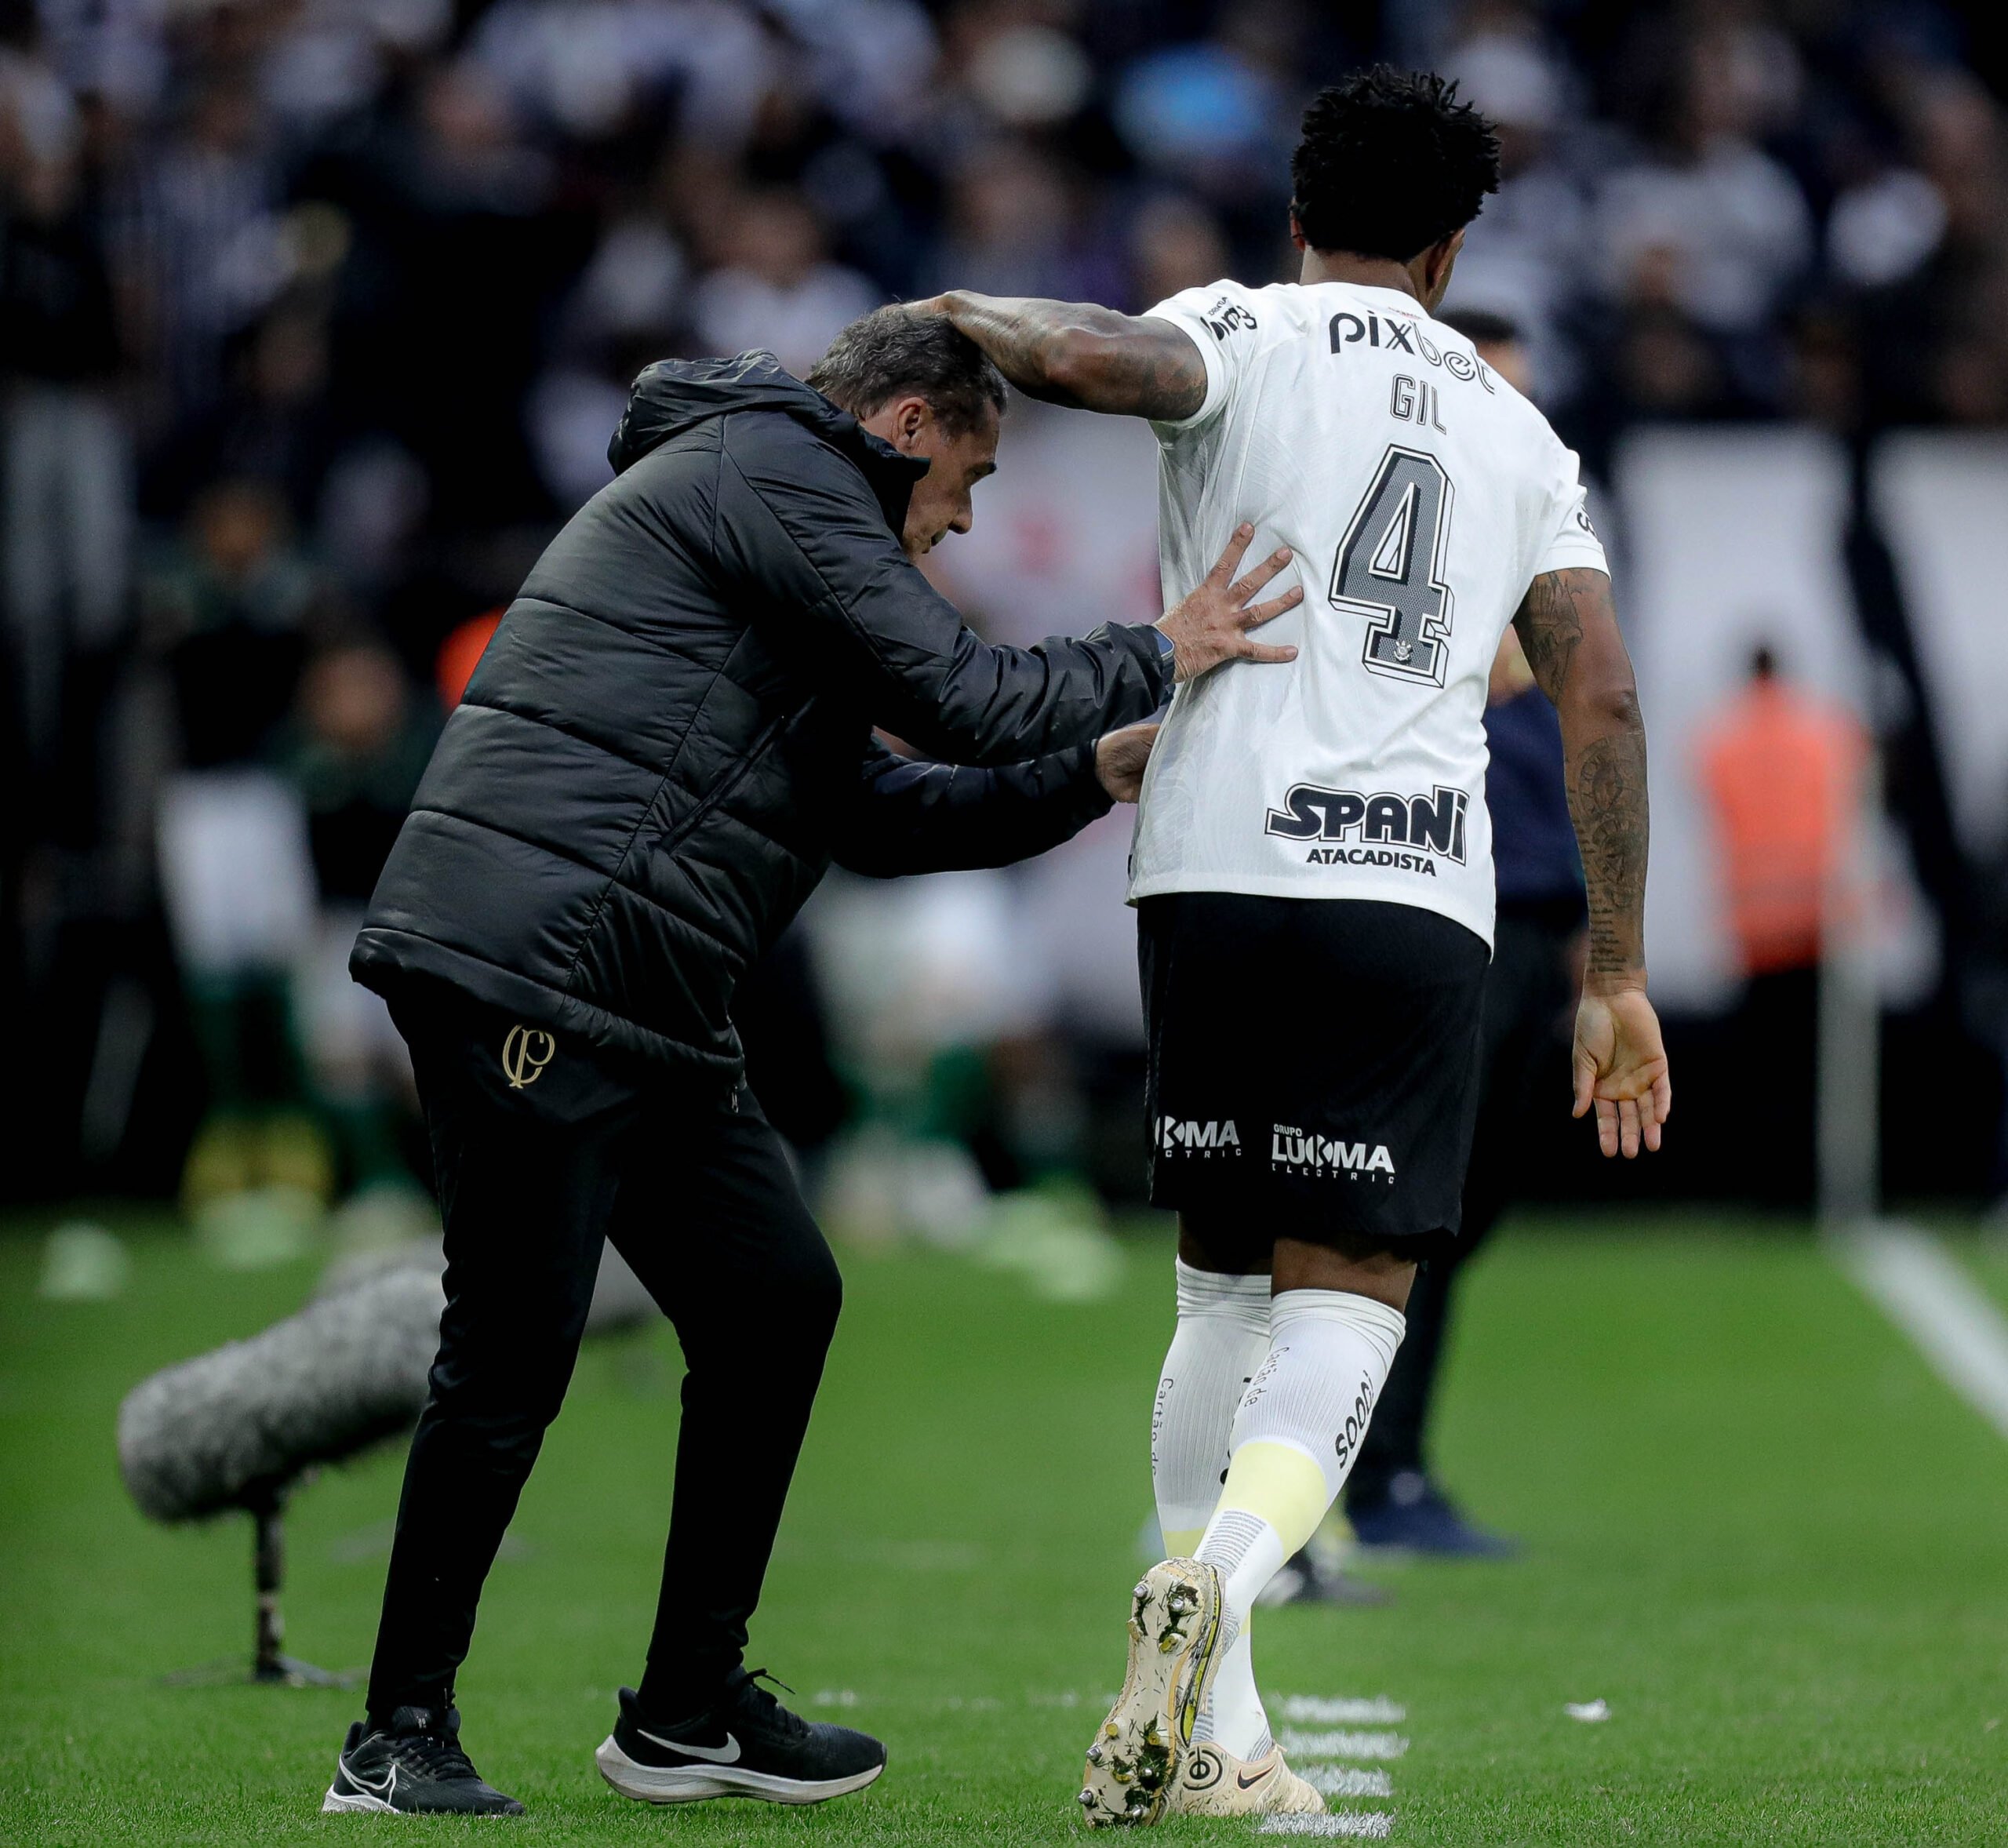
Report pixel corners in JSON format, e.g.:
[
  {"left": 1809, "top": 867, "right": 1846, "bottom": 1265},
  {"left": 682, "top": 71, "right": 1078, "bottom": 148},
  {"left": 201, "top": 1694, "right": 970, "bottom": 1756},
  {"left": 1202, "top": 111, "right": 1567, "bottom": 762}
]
[
  {"left": 1271, "top": 1125, "right": 1396, "bottom": 1180},
  {"left": 1159, "top": 1117, "right": 1242, "bottom": 1158},
  {"left": 1328, "top": 311, "right": 1493, "bottom": 391}
]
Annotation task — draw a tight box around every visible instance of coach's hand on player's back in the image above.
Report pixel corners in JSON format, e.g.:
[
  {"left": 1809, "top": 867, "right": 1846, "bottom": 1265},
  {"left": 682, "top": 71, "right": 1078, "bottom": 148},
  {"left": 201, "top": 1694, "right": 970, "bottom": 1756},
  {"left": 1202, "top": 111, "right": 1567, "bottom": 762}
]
[
  {"left": 1094, "top": 722, "right": 1160, "bottom": 802},
  {"left": 1156, "top": 524, "right": 1301, "bottom": 683},
  {"left": 1572, "top": 985, "right": 1672, "bottom": 1159}
]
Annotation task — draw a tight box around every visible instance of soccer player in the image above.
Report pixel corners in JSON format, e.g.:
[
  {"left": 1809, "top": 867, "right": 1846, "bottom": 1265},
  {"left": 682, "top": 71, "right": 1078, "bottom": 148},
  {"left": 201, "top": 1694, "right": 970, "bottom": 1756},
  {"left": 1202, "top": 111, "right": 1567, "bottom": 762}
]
[
  {"left": 922, "top": 67, "right": 1671, "bottom": 1824},
  {"left": 318, "top": 313, "right": 1299, "bottom": 1817}
]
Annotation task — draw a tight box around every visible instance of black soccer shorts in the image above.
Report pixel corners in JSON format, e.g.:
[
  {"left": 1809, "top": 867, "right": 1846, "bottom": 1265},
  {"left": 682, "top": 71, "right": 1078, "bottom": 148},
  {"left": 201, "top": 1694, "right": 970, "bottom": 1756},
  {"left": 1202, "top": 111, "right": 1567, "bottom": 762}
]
[{"left": 1139, "top": 893, "right": 1489, "bottom": 1262}]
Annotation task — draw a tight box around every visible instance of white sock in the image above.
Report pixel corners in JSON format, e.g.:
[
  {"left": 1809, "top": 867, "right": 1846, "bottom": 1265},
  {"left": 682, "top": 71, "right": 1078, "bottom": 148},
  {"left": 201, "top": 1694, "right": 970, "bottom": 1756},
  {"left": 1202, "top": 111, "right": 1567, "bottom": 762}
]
[
  {"left": 1193, "top": 1289, "right": 1406, "bottom": 1758},
  {"left": 1150, "top": 1261, "right": 1270, "bottom": 1751},
  {"left": 1152, "top": 1260, "right": 1270, "bottom": 1544}
]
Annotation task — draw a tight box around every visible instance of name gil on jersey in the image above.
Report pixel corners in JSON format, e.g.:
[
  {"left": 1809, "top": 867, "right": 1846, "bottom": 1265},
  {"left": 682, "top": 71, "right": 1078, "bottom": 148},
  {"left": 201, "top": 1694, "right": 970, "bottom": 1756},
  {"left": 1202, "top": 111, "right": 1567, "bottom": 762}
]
[
  {"left": 1264, "top": 783, "right": 1469, "bottom": 876},
  {"left": 1271, "top": 1124, "right": 1396, "bottom": 1180}
]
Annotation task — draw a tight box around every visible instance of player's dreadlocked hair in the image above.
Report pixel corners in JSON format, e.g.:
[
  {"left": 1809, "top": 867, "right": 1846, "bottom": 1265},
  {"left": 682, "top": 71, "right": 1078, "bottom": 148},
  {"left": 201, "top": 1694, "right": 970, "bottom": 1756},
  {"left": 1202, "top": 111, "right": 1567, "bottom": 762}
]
[{"left": 1290, "top": 67, "right": 1501, "bottom": 262}]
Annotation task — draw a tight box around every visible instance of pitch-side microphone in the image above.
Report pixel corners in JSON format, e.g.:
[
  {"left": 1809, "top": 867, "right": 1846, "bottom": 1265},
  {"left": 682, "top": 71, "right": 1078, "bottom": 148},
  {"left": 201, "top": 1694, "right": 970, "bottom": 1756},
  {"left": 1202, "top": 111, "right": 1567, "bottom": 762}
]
[{"left": 118, "top": 1242, "right": 660, "bottom": 1682}]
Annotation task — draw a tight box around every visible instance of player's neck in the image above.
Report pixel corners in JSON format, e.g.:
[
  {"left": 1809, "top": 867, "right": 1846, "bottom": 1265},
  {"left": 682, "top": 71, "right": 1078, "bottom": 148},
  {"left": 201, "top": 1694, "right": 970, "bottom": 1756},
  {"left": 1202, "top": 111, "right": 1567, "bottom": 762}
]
[{"left": 1298, "top": 249, "right": 1422, "bottom": 303}]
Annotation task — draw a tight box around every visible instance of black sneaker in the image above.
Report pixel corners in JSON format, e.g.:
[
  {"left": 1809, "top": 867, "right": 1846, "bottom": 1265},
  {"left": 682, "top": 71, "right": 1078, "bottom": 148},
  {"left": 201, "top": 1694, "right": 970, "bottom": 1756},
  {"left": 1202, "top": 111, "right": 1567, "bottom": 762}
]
[
  {"left": 322, "top": 1705, "right": 525, "bottom": 1814},
  {"left": 1350, "top": 1471, "right": 1519, "bottom": 1559},
  {"left": 595, "top": 1668, "right": 886, "bottom": 1806},
  {"left": 1260, "top": 1546, "right": 1395, "bottom": 1608}
]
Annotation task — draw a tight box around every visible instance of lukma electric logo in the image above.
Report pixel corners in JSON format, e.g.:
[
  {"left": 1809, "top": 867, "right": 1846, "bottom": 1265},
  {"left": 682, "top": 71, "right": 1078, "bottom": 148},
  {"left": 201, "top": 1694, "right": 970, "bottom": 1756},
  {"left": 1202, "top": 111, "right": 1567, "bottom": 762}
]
[
  {"left": 1159, "top": 1117, "right": 1242, "bottom": 1159},
  {"left": 1270, "top": 1125, "right": 1396, "bottom": 1182}
]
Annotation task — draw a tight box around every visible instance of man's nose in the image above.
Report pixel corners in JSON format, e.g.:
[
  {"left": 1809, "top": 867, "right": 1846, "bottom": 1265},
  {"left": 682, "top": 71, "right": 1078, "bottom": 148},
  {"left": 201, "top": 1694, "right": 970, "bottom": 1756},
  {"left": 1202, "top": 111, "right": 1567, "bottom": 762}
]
[{"left": 950, "top": 500, "right": 973, "bottom": 535}]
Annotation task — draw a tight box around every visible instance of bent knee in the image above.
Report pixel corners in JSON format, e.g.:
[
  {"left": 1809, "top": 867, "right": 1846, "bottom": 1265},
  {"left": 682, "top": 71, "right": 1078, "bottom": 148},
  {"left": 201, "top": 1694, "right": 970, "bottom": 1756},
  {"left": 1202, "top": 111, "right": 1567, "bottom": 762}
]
[{"left": 760, "top": 1234, "right": 843, "bottom": 1347}]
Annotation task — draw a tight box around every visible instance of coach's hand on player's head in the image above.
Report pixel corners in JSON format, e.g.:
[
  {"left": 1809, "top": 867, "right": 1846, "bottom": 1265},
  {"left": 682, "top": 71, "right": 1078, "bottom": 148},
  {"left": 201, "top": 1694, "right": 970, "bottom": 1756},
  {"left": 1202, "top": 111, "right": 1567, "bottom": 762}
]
[
  {"left": 1572, "top": 984, "right": 1672, "bottom": 1159},
  {"left": 1094, "top": 722, "right": 1160, "bottom": 803},
  {"left": 1156, "top": 524, "right": 1301, "bottom": 684}
]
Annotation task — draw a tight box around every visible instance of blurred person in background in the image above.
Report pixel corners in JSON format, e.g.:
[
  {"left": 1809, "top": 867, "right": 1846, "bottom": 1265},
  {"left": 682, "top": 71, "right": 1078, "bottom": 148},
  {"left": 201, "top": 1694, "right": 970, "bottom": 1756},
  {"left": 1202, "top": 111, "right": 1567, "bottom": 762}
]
[
  {"left": 528, "top": 209, "right": 688, "bottom": 512},
  {"left": 1698, "top": 643, "right": 1869, "bottom": 1206},
  {"left": 143, "top": 301, "right": 343, "bottom": 532},
  {"left": 1592, "top": 17, "right": 1813, "bottom": 424},
  {"left": 1852, "top": 71, "right": 2008, "bottom": 427},
  {"left": 1109, "top": 0, "right": 1302, "bottom": 262},
  {"left": 278, "top": 638, "right": 440, "bottom": 1243},
  {"left": 691, "top": 188, "right": 875, "bottom": 377},
  {"left": 320, "top": 307, "right": 1295, "bottom": 1817},
  {"left": 1333, "top": 308, "right": 1587, "bottom": 1560},
  {"left": 2, "top": 5, "right": 130, "bottom": 790},
  {"left": 106, "top": 74, "right": 279, "bottom": 427},
  {"left": 929, "top": 66, "right": 1669, "bottom": 1824},
  {"left": 1435, "top": 21, "right": 1591, "bottom": 413},
  {"left": 921, "top": 137, "right": 1117, "bottom": 307},
  {"left": 147, "top": 477, "right": 337, "bottom": 1223},
  {"left": 1129, "top": 194, "right": 1232, "bottom": 316}
]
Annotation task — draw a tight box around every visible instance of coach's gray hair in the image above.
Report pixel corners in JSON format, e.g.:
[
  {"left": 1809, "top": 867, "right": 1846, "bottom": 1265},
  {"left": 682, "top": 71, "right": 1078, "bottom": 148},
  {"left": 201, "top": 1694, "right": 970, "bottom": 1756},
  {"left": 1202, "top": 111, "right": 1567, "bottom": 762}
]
[{"left": 806, "top": 307, "right": 1007, "bottom": 435}]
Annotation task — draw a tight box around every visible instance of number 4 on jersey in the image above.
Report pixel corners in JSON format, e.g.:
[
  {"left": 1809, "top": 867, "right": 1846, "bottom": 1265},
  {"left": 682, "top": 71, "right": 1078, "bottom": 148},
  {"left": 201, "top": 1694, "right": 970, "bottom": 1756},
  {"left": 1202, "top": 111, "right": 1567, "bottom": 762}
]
[{"left": 1332, "top": 445, "right": 1455, "bottom": 686}]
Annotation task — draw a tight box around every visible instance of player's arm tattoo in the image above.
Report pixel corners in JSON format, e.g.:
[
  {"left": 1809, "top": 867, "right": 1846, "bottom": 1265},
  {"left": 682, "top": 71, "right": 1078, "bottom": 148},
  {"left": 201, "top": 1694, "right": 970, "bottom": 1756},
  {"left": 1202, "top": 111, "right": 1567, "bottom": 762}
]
[
  {"left": 1512, "top": 566, "right": 1587, "bottom": 701},
  {"left": 927, "top": 292, "right": 1208, "bottom": 420},
  {"left": 1571, "top": 718, "right": 1650, "bottom": 981},
  {"left": 1515, "top": 568, "right": 1650, "bottom": 983}
]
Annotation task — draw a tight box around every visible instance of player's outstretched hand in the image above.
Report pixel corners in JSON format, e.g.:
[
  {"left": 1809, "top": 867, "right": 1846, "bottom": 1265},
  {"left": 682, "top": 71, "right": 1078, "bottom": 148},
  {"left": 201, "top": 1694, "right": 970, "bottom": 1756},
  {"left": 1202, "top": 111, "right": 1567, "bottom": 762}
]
[
  {"left": 1094, "top": 722, "right": 1160, "bottom": 802},
  {"left": 1572, "top": 984, "right": 1672, "bottom": 1159},
  {"left": 1156, "top": 524, "right": 1301, "bottom": 684}
]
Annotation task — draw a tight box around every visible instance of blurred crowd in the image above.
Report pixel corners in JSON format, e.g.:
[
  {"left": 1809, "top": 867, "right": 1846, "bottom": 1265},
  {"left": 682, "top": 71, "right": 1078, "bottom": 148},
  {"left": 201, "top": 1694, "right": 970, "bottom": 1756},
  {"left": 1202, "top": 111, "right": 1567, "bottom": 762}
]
[{"left": 5, "top": 0, "right": 2007, "bottom": 1218}]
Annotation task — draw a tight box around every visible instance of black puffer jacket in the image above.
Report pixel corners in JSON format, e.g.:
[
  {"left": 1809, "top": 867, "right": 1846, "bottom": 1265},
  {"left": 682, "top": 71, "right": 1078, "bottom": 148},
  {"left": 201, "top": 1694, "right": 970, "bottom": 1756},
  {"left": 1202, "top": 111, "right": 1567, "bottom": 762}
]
[{"left": 352, "top": 355, "right": 1172, "bottom": 1085}]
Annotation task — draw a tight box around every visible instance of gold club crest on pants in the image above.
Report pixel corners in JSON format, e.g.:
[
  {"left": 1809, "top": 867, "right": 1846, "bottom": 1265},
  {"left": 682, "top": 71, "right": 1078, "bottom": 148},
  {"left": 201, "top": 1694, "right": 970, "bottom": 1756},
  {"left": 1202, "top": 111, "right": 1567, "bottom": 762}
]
[{"left": 501, "top": 1024, "right": 557, "bottom": 1089}]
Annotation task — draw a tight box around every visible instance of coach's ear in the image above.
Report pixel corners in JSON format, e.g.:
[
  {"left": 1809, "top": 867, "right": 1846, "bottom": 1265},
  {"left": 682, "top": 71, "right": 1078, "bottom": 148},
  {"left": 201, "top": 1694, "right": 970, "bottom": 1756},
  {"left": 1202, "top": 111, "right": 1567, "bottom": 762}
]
[{"left": 860, "top": 394, "right": 934, "bottom": 454}]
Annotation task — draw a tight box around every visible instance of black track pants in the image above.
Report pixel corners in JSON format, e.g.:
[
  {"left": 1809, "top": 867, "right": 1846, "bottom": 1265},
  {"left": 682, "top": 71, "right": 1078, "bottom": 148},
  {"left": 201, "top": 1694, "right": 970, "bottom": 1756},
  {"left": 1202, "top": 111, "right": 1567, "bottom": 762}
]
[
  {"left": 364, "top": 991, "right": 842, "bottom": 1723},
  {"left": 1344, "top": 906, "right": 1578, "bottom": 1505}
]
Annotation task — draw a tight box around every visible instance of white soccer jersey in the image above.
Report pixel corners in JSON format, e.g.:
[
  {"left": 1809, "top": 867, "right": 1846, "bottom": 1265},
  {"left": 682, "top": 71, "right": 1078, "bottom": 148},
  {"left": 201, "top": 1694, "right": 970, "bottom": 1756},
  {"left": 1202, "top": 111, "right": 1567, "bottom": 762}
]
[{"left": 1128, "top": 278, "right": 1609, "bottom": 948}]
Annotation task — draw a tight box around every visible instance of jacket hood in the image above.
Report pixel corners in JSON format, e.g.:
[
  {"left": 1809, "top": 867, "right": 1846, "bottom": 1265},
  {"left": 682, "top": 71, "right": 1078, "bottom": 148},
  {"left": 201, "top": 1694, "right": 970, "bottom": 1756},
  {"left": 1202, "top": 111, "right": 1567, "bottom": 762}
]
[{"left": 609, "top": 350, "right": 929, "bottom": 534}]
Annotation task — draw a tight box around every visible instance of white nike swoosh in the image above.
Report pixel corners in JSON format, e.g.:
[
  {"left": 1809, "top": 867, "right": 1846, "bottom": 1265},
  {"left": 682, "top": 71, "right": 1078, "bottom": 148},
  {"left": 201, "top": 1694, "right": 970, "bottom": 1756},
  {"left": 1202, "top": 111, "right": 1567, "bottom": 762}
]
[
  {"left": 636, "top": 1727, "right": 741, "bottom": 1765},
  {"left": 346, "top": 1758, "right": 397, "bottom": 1800}
]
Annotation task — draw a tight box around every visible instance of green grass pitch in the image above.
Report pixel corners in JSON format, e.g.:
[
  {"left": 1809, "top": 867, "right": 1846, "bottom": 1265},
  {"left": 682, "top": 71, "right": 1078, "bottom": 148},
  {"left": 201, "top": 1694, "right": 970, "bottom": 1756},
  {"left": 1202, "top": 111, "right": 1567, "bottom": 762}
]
[{"left": 3, "top": 1213, "right": 2006, "bottom": 1846}]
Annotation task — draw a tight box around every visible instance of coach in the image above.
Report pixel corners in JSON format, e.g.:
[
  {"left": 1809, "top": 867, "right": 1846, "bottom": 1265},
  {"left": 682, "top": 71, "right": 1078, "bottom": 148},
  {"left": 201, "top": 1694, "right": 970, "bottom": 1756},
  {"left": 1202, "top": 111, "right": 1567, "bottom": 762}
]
[{"left": 319, "top": 309, "right": 1300, "bottom": 1817}]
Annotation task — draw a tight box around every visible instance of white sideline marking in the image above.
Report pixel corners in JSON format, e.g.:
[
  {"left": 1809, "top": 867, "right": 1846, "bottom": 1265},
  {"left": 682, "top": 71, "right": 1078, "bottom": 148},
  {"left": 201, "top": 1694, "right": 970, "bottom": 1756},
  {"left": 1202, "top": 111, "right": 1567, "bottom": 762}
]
[
  {"left": 1277, "top": 1729, "right": 1408, "bottom": 1761},
  {"left": 1259, "top": 1813, "right": 1395, "bottom": 1839},
  {"left": 1301, "top": 1766, "right": 1395, "bottom": 1799},
  {"left": 1832, "top": 1220, "right": 2008, "bottom": 1441},
  {"left": 1279, "top": 1696, "right": 1406, "bottom": 1725}
]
